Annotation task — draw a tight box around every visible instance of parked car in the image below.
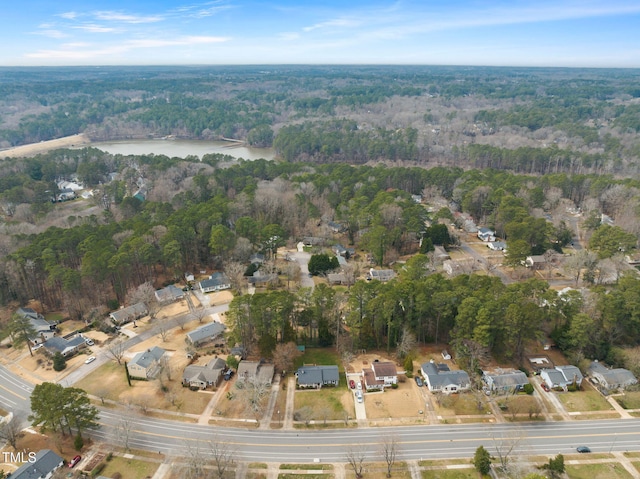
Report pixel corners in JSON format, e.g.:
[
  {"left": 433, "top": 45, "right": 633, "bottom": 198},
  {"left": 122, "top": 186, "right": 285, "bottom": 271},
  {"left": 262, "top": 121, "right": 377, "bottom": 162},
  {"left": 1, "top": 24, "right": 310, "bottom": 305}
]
[
  {"left": 349, "top": 379, "right": 355, "bottom": 389},
  {"left": 576, "top": 446, "right": 591, "bottom": 453},
  {"left": 356, "top": 381, "right": 362, "bottom": 390},
  {"left": 85, "top": 338, "right": 94, "bottom": 346},
  {"left": 223, "top": 370, "right": 234, "bottom": 381},
  {"left": 84, "top": 356, "right": 96, "bottom": 364},
  {"left": 68, "top": 455, "right": 81, "bottom": 468},
  {"left": 355, "top": 391, "right": 363, "bottom": 403},
  {"left": 415, "top": 376, "right": 423, "bottom": 387},
  {"left": 541, "top": 383, "right": 550, "bottom": 392}
]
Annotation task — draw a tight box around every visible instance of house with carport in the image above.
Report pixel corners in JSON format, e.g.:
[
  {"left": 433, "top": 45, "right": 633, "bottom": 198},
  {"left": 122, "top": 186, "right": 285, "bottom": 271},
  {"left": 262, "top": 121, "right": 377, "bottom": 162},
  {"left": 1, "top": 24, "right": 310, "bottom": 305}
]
[
  {"left": 296, "top": 365, "right": 340, "bottom": 389},
  {"left": 588, "top": 361, "right": 637, "bottom": 390},
  {"left": 483, "top": 368, "right": 529, "bottom": 394},
  {"left": 421, "top": 361, "right": 471, "bottom": 394},
  {"left": 182, "top": 357, "right": 226, "bottom": 389}
]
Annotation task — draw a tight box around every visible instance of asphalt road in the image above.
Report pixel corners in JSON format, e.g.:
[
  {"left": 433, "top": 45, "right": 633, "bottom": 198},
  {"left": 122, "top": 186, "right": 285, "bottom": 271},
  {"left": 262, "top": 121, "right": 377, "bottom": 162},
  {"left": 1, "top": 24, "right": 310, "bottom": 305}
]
[{"left": 3, "top": 363, "right": 640, "bottom": 463}]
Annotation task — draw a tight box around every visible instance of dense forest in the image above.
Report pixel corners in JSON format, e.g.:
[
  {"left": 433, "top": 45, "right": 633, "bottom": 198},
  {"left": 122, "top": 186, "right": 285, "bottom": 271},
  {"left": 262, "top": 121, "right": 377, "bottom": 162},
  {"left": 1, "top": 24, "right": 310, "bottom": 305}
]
[{"left": 1, "top": 66, "right": 640, "bottom": 376}]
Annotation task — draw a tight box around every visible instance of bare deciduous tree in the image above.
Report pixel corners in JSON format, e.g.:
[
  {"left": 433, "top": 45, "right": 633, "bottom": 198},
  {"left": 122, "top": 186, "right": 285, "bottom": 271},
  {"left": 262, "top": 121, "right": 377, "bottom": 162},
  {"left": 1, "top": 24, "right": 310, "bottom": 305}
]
[
  {"left": 126, "top": 281, "right": 160, "bottom": 319},
  {"left": 113, "top": 414, "right": 134, "bottom": 452},
  {"left": 106, "top": 338, "right": 127, "bottom": 365},
  {"left": 209, "top": 436, "right": 235, "bottom": 479},
  {"left": 397, "top": 326, "right": 417, "bottom": 359},
  {"left": 239, "top": 377, "right": 271, "bottom": 424},
  {"left": 345, "top": 445, "right": 367, "bottom": 479},
  {"left": 272, "top": 341, "right": 303, "bottom": 375},
  {"left": 158, "top": 323, "right": 169, "bottom": 342},
  {"left": 380, "top": 436, "right": 399, "bottom": 478},
  {"left": 0, "top": 414, "right": 23, "bottom": 450},
  {"left": 492, "top": 428, "right": 524, "bottom": 471}
]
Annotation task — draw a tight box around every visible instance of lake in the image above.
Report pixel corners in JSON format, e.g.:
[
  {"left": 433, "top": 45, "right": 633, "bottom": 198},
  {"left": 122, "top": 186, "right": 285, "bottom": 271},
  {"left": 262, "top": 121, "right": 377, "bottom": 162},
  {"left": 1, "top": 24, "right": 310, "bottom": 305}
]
[{"left": 90, "top": 139, "right": 275, "bottom": 161}]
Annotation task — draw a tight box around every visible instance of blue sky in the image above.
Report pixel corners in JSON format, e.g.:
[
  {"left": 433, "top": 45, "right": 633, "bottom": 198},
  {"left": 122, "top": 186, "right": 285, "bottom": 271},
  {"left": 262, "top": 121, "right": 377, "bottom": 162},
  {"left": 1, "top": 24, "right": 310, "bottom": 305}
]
[{"left": 3, "top": 1, "right": 640, "bottom": 67}]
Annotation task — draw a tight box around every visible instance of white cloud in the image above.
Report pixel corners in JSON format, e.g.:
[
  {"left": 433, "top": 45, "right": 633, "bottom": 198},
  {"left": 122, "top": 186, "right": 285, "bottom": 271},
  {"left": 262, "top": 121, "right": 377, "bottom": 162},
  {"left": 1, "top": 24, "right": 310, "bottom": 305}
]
[
  {"left": 32, "top": 29, "right": 68, "bottom": 39},
  {"left": 93, "top": 11, "right": 164, "bottom": 24},
  {"left": 73, "top": 24, "right": 116, "bottom": 33}
]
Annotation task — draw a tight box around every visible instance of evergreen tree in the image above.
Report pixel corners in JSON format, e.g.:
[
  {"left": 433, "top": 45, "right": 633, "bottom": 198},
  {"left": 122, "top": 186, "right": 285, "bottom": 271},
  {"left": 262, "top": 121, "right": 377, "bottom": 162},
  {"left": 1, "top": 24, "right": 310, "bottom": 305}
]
[
  {"left": 53, "top": 352, "right": 66, "bottom": 371},
  {"left": 474, "top": 445, "right": 491, "bottom": 475}
]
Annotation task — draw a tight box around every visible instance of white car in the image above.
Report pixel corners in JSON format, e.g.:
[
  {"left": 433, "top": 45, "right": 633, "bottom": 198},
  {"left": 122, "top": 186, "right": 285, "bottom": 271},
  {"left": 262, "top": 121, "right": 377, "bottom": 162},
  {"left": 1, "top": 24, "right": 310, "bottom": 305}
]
[
  {"left": 355, "top": 391, "right": 363, "bottom": 403},
  {"left": 84, "top": 356, "right": 96, "bottom": 364},
  {"left": 85, "top": 339, "right": 94, "bottom": 346},
  {"left": 356, "top": 381, "right": 362, "bottom": 390}
]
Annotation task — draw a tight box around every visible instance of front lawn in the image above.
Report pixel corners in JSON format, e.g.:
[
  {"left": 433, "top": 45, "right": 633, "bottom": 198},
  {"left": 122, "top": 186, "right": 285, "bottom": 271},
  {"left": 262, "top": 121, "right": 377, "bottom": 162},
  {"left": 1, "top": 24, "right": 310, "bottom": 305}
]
[
  {"left": 421, "top": 469, "right": 485, "bottom": 479},
  {"left": 294, "top": 348, "right": 342, "bottom": 371},
  {"left": 557, "top": 390, "right": 612, "bottom": 412},
  {"left": 614, "top": 392, "right": 640, "bottom": 409},
  {"left": 565, "top": 463, "right": 634, "bottom": 479},
  {"left": 97, "top": 456, "right": 159, "bottom": 479},
  {"left": 294, "top": 387, "right": 351, "bottom": 422}
]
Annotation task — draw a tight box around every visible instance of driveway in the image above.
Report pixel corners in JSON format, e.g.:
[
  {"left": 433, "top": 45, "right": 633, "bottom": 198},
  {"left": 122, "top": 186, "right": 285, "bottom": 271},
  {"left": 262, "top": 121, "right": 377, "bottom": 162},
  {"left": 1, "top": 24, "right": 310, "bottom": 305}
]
[{"left": 289, "top": 251, "right": 315, "bottom": 289}]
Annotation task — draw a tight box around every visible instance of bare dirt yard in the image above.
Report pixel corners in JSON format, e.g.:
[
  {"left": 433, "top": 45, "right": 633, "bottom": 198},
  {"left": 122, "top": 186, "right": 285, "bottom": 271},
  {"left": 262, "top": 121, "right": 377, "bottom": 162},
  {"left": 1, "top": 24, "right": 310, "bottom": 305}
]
[{"left": 1, "top": 133, "right": 90, "bottom": 158}]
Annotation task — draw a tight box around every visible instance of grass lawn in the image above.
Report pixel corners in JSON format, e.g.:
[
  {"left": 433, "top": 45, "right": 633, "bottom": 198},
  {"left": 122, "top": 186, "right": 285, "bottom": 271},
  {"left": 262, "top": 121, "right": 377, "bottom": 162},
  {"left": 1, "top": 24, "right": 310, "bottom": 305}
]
[
  {"left": 278, "top": 475, "right": 329, "bottom": 479},
  {"left": 294, "top": 387, "right": 350, "bottom": 421},
  {"left": 558, "top": 390, "right": 612, "bottom": 412},
  {"left": 499, "top": 395, "right": 543, "bottom": 421},
  {"left": 565, "top": 463, "right": 633, "bottom": 479},
  {"left": 421, "top": 470, "right": 485, "bottom": 479},
  {"left": 436, "top": 394, "right": 488, "bottom": 416},
  {"left": 295, "top": 348, "right": 342, "bottom": 370},
  {"left": 614, "top": 392, "right": 640, "bottom": 409},
  {"left": 95, "top": 456, "right": 159, "bottom": 479},
  {"left": 280, "top": 464, "right": 333, "bottom": 470}
]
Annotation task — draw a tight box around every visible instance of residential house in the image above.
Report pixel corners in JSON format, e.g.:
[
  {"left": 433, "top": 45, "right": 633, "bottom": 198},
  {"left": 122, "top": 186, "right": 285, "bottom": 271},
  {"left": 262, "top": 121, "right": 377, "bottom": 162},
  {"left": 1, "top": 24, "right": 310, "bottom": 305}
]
[
  {"left": 368, "top": 269, "right": 396, "bottom": 282},
  {"left": 327, "top": 221, "right": 345, "bottom": 233},
  {"left": 303, "top": 236, "right": 326, "bottom": 247},
  {"left": 421, "top": 361, "right": 471, "bottom": 394},
  {"left": 588, "top": 361, "right": 637, "bottom": 390},
  {"left": 411, "top": 194, "right": 423, "bottom": 204},
  {"left": 10, "top": 449, "right": 64, "bottom": 479},
  {"left": 249, "top": 253, "right": 265, "bottom": 265},
  {"left": 483, "top": 369, "right": 529, "bottom": 394},
  {"left": 54, "top": 188, "right": 76, "bottom": 202},
  {"left": 127, "top": 346, "right": 166, "bottom": 380},
  {"left": 199, "top": 272, "right": 231, "bottom": 293},
  {"left": 477, "top": 227, "right": 496, "bottom": 242},
  {"left": 296, "top": 365, "right": 340, "bottom": 389},
  {"left": 525, "top": 255, "right": 546, "bottom": 270},
  {"left": 336, "top": 255, "right": 347, "bottom": 267},
  {"left": 540, "top": 365, "right": 583, "bottom": 390},
  {"left": 488, "top": 241, "right": 507, "bottom": 251},
  {"left": 43, "top": 336, "right": 86, "bottom": 357},
  {"left": 237, "top": 360, "right": 274, "bottom": 385},
  {"left": 16, "top": 307, "right": 57, "bottom": 345},
  {"left": 433, "top": 245, "right": 450, "bottom": 261},
  {"left": 362, "top": 361, "right": 398, "bottom": 390},
  {"left": 327, "top": 273, "right": 347, "bottom": 285},
  {"left": 247, "top": 271, "right": 278, "bottom": 286},
  {"left": 182, "top": 357, "right": 226, "bottom": 389},
  {"left": 154, "top": 284, "right": 185, "bottom": 304},
  {"left": 186, "top": 321, "right": 226, "bottom": 347},
  {"left": 109, "top": 302, "right": 148, "bottom": 325}
]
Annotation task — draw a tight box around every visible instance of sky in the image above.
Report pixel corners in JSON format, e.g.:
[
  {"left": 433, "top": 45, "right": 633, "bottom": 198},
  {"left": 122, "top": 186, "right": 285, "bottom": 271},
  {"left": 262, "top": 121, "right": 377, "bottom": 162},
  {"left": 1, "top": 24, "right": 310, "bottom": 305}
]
[{"left": 2, "top": 1, "right": 640, "bottom": 67}]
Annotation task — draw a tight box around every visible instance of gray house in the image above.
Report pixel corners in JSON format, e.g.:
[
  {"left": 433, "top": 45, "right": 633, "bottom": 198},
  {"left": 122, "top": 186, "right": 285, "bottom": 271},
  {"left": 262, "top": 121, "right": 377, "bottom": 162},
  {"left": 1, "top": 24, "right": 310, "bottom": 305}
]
[
  {"left": 183, "top": 357, "right": 227, "bottom": 389},
  {"left": 109, "top": 302, "right": 148, "bottom": 325},
  {"left": 483, "top": 369, "right": 529, "bottom": 393},
  {"left": 186, "top": 321, "right": 226, "bottom": 347},
  {"left": 589, "top": 361, "right": 637, "bottom": 390},
  {"left": 540, "top": 365, "right": 583, "bottom": 389},
  {"left": 237, "top": 360, "right": 274, "bottom": 385},
  {"left": 11, "top": 449, "right": 64, "bottom": 479},
  {"left": 43, "top": 336, "right": 86, "bottom": 357},
  {"left": 296, "top": 365, "right": 340, "bottom": 389},
  {"left": 16, "top": 307, "right": 57, "bottom": 345},
  {"left": 198, "top": 272, "right": 231, "bottom": 293},
  {"left": 154, "top": 284, "right": 185, "bottom": 304},
  {"left": 421, "top": 361, "right": 471, "bottom": 394},
  {"left": 127, "top": 346, "right": 166, "bottom": 379}
]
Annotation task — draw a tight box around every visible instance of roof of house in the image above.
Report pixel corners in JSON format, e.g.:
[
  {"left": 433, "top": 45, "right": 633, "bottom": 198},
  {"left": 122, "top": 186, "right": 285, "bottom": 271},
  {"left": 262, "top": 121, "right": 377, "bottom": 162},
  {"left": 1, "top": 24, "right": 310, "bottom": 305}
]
[
  {"left": 16, "top": 307, "right": 43, "bottom": 320},
  {"left": 296, "top": 365, "right": 339, "bottom": 385},
  {"left": 478, "top": 227, "right": 494, "bottom": 234},
  {"left": 110, "top": 302, "right": 147, "bottom": 322},
  {"left": 11, "top": 449, "right": 63, "bottom": 479},
  {"left": 29, "top": 317, "right": 55, "bottom": 333},
  {"left": 371, "top": 361, "right": 397, "bottom": 377},
  {"left": 186, "top": 322, "right": 226, "bottom": 344},
  {"left": 483, "top": 369, "right": 528, "bottom": 388},
  {"left": 44, "top": 335, "right": 85, "bottom": 354},
  {"left": 130, "top": 346, "right": 165, "bottom": 369},
  {"left": 250, "top": 253, "right": 265, "bottom": 264},
  {"left": 422, "top": 362, "right": 471, "bottom": 388},
  {"left": 369, "top": 269, "right": 396, "bottom": 281},
  {"left": 527, "top": 255, "right": 546, "bottom": 263},
  {"left": 589, "top": 361, "right": 637, "bottom": 385},
  {"left": 199, "top": 272, "right": 231, "bottom": 290},
  {"left": 247, "top": 272, "right": 278, "bottom": 284},
  {"left": 155, "top": 284, "right": 185, "bottom": 303},
  {"left": 541, "top": 368, "right": 566, "bottom": 385},
  {"left": 183, "top": 357, "right": 226, "bottom": 383},
  {"left": 556, "top": 365, "right": 583, "bottom": 382},
  {"left": 237, "top": 360, "right": 274, "bottom": 384}
]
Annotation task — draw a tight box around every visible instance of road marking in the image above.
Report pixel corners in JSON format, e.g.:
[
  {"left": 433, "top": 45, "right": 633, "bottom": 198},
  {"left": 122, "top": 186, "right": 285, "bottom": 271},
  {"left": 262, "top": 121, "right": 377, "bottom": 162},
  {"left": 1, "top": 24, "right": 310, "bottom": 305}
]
[{"left": 0, "top": 383, "right": 28, "bottom": 401}]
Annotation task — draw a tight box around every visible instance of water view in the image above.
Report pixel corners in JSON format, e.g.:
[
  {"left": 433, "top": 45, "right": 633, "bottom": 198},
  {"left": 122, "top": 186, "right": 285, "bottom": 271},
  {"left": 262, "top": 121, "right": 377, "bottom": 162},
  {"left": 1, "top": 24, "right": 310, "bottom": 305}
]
[{"left": 90, "top": 139, "right": 275, "bottom": 161}]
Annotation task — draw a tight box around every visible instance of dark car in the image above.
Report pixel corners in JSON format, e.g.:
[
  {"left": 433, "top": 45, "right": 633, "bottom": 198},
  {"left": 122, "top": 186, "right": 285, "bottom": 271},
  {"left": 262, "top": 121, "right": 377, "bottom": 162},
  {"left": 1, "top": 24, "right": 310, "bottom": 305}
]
[
  {"left": 576, "top": 446, "right": 591, "bottom": 453},
  {"left": 223, "top": 370, "right": 234, "bottom": 381},
  {"left": 349, "top": 379, "right": 356, "bottom": 389},
  {"left": 69, "top": 455, "right": 81, "bottom": 468},
  {"left": 415, "top": 376, "right": 423, "bottom": 387}
]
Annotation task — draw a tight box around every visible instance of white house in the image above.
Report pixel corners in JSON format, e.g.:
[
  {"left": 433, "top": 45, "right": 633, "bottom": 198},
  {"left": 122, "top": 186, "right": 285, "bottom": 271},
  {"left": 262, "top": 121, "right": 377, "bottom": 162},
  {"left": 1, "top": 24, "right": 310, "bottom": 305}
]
[
  {"left": 540, "top": 365, "right": 583, "bottom": 389},
  {"left": 362, "top": 361, "right": 398, "bottom": 390},
  {"left": 127, "top": 346, "right": 166, "bottom": 379},
  {"left": 421, "top": 361, "right": 471, "bottom": 394},
  {"left": 477, "top": 227, "right": 496, "bottom": 242}
]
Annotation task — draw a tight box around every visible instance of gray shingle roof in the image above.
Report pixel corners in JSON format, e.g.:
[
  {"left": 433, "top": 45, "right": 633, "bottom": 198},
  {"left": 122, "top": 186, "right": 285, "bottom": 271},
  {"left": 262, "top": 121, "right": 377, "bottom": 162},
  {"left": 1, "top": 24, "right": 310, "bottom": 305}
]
[
  {"left": 296, "top": 365, "right": 339, "bottom": 385},
  {"left": 186, "top": 322, "right": 226, "bottom": 344},
  {"left": 422, "top": 362, "right": 470, "bottom": 389},
  {"left": 110, "top": 302, "right": 147, "bottom": 323},
  {"left": 44, "top": 335, "right": 85, "bottom": 354},
  {"left": 484, "top": 370, "right": 528, "bottom": 388},
  {"left": 130, "top": 346, "right": 165, "bottom": 369},
  {"left": 11, "top": 449, "right": 64, "bottom": 479},
  {"left": 183, "top": 357, "right": 226, "bottom": 384}
]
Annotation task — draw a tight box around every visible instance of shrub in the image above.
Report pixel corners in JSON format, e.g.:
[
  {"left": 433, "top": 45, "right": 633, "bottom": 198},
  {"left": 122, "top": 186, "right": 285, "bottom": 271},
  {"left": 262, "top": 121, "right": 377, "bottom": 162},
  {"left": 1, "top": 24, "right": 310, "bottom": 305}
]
[
  {"left": 106, "top": 452, "right": 113, "bottom": 462},
  {"left": 112, "top": 473, "right": 122, "bottom": 479},
  {"left": 91, "top": 462, "right": 105, "bottom": 477},
  {"left": 53, "top": 352, "right": 66, "bottom": 372},
  {"left": 522, "top": 383, "right": 534, "bottom": 395}
]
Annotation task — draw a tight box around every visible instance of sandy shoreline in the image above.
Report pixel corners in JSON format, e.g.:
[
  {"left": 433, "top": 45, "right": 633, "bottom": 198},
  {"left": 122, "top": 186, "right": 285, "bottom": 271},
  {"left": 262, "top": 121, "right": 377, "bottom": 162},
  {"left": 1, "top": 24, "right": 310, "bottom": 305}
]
[{"left": 0, "top": 133, "right": 91, "bottom": 158}]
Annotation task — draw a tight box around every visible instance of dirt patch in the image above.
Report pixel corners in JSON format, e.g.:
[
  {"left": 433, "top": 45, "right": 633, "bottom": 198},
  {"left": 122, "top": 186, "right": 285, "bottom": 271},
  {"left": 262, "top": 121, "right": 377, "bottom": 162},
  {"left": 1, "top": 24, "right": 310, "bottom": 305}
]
[
  {"left": 156, "top": 300, "right": 190, "bottom": 319},
  {"left": 207, "top": 291, "right": 234, "bottom": 307},
  {"left": 1, "top": 133, "right": 90, "bottom": 158},
  {"left": 364, "top": 382, "right": 424, "bottom": 420}
]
